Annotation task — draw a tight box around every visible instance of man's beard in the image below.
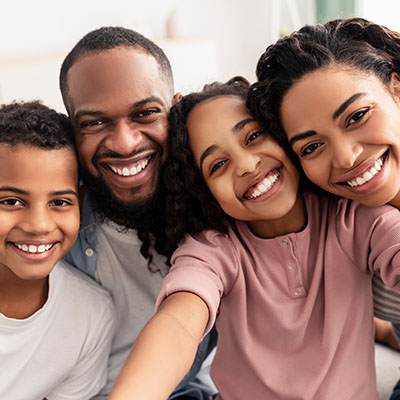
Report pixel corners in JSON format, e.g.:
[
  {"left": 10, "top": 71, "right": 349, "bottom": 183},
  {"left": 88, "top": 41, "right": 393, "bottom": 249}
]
[{"left": 80, "top": 164, "right": 164, "bottom": 232}]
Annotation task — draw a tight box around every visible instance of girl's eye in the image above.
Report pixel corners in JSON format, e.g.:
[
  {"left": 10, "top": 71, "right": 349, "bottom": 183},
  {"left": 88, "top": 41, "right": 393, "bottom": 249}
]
[
  {"left": 300, "top": 142, "right": 322, "bottom": 157},
  {"left": 348, "top": 108, "right": 369, "bottom": 126},
  {"left": 50, "top": 199, "right": 70, "bottom": 207},
  {"left": 246, "top": 131, "right": 262, "bottom": 145},
  {"left": 210, "top": 160, "right": 227, "bottom": 175},
  {"left": 0, "top": 198, "right": 23, "bottom": 207}
]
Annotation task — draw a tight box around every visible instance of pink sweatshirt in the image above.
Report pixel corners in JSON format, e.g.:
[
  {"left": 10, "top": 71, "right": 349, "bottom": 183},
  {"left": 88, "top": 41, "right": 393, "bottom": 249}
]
[{"left": 157, "top": 193, "right": 400, "bottom": 399}]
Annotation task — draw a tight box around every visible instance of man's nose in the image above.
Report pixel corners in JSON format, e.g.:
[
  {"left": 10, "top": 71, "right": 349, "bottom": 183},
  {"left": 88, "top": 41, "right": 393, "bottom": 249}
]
[{"left": 104, "top": 120, "right": 143, "bottom": 155}]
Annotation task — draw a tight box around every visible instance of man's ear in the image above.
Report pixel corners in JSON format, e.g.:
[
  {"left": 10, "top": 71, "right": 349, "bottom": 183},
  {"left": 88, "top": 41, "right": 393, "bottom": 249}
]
[
  {"left": 389, "top": 72, "right": 400, "bottom": 103},
  {"left": 172, "top": 92, "right": 183, "bottom": 106}
]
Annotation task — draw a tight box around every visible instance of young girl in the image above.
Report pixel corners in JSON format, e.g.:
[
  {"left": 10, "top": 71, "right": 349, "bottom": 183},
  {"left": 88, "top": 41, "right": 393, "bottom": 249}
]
[
  {"left": 246, "top": 16, "right": 400, "bottom": 359},
  {"left": 109, "top": 78, "right": 400, "bottom": 400}
]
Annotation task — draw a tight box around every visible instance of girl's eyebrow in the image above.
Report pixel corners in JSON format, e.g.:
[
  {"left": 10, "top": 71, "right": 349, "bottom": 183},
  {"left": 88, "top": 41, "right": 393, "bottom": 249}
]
[
  {"left": 199, "top": 117, "right": 256, "bottom": 171},
  {"left": 200, "top": 145, "right": 218, "bottom": 172},
  {"left": 233, "top": 117, "right": 255, "bottom": 132}
]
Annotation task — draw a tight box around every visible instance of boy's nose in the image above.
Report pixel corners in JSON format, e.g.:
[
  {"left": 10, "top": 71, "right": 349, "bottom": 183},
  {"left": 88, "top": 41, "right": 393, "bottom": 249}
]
[{"left": 19, "top": 208, "right": 55, "bottom": 235}]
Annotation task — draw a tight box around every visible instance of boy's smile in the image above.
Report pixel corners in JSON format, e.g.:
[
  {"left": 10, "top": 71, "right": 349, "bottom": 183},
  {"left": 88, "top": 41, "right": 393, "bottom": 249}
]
[{"left": 0, "top": 145, "right": 79, "bottom": 282}]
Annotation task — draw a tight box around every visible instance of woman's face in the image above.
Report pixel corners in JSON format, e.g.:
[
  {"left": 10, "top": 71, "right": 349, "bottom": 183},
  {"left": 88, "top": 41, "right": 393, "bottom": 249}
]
[{"left": 280, "top": 65, "right": 400, "bottom": 207}]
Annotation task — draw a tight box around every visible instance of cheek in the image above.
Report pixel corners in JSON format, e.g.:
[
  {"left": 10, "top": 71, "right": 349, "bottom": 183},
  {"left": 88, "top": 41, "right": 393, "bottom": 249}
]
[
  {"left": 61, "top": 209, "right": 80, "bottom": 243},
  {"left": 300, "top": 160, "right": 328, "bottom": 186}
]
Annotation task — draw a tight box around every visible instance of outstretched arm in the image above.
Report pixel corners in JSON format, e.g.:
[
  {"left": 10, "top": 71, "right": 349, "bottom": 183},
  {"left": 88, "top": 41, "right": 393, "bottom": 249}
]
[{"left": 108, "top": 291, "right": 210, "bottom": 400}]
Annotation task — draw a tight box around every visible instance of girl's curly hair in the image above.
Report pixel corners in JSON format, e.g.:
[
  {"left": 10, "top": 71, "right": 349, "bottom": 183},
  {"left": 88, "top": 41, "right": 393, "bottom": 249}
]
[{"left": 151, "top": 77, "right": 250, "bottom": 260}]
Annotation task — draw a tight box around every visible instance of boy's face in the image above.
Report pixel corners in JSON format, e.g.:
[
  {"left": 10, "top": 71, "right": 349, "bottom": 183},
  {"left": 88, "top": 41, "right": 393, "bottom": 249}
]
[
  {"left": 0, "top": 145, "right": 79, "bottom": 281},
  {"left": 187, "top": 95, "right": 302, "bottom": 237}
]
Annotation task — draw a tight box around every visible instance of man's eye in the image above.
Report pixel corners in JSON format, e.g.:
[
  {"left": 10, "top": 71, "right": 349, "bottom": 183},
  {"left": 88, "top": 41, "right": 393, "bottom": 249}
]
[
  {"left": 246, "top": 131, "right": 262, "bottom": 145},
  {"left": 301, "top": 142, "right": 322, "bottom": 157},
  {"left": 81, "top": 120, "right": 104, "bottom": 128},
  {"left": 210, "top": 160, "right": 227, "bottom": 175},
  {"left": 134, "top": 109, "right": 160, "bottom": 119}
]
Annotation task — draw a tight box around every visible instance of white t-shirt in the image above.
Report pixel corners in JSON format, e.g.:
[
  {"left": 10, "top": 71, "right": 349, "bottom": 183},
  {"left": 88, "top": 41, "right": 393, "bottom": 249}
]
[{"left": 0, "top": 260, "right": 115, "bottom": 400}]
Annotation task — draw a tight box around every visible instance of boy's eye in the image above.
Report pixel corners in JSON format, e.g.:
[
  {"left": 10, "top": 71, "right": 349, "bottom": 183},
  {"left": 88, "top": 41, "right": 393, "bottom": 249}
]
[
  {"left": 300, "top": 142, "right": 322, "bottom": 157},
  {"left": 0, "top": 198, "right": 23, "bottom": 207},
  {"left": 246, "top": 131, "right": 262, "bottom": 145},
  {"left": 50, "top": 199, "right": 70, "bottom": 207},
  {"left": 210, "top": 160, "right": 227, "bottom": 175},
  {"left": 347, "top": 108, "right": 369, "bottom": 126}
]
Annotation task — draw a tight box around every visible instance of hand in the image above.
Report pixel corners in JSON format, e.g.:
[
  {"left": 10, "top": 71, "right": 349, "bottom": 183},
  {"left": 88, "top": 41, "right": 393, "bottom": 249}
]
[{"left": 374, "top": 317, "right": 400, "bottom": 351}]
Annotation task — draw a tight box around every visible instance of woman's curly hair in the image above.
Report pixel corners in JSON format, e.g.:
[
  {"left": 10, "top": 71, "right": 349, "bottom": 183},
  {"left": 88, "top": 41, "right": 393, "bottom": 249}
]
[
  {"left": 151, "top": 77, "right": 250, "bottom": 260},
  {"left": 247, "top": 17, "right": 400, "bottom": 146}
]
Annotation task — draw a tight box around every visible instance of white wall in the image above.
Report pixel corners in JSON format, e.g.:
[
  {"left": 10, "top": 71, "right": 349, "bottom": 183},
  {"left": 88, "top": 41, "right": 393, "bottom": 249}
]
[
  {"left": 356, "top": 0, "right": 400, "bottom": 31},
  {"left": 0, "top": 0, "right": 315, "bottom": 112}
]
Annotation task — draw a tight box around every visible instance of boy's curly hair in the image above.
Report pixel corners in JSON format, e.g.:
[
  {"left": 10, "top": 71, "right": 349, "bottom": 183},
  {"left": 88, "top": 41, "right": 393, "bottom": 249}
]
[{"left": 0, "top": 100, "right": 74, "bottom": 149}]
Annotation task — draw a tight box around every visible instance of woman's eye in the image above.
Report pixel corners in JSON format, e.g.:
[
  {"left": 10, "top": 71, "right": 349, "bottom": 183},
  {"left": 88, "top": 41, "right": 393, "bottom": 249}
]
[
  {"left": 210, "top": 160, "right": 227, "bottom": 175},
  {"left": 301, "top": 142, "right": 322, "bottom": 157},
  {"left": 246, "top": 131, "right": 262, "bottom": 144},
  {"left": 0, "top": 198, "right": 23, "bottom": 206},
  {"left": 348, "top": 108, "right": 369, "bottom": 126}
]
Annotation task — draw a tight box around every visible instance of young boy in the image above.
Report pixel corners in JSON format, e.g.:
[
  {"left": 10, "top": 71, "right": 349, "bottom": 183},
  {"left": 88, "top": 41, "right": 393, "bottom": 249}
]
[{"left": 0, "top": 101, "right": 115, "bottom": 400}]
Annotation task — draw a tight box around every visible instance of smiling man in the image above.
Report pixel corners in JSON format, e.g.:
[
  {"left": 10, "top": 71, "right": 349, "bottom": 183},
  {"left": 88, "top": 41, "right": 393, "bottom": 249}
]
[{"left": 60, "top": 27, "right": 216, "bottom": 399}]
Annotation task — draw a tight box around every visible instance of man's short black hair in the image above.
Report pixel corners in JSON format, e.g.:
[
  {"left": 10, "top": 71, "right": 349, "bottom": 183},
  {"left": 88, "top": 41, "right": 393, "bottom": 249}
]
[
  {"left": 59, "top": 26, "right": 174, "bottom": 112},
  {"left": 0, "top": 100, "right": 74, "bottom": 149}
]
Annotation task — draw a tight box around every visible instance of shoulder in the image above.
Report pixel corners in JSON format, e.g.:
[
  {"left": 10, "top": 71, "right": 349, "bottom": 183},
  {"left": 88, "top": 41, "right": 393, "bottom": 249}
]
[
  {"left": 54, "top": 260, "right": 114, "bottom": 315},
  {"left": 304, "top": 191, "right": 400, "bottom": 226},
  {"left": 176, "top": 228, "right": 235, "bottom": 256}
]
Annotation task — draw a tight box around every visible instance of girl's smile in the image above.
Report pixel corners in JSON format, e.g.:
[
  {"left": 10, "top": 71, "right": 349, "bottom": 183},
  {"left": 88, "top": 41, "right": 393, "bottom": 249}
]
[
  {"left": 281, "top": 66, "right": 400, "bottom": 207},
  {"left": 186, "top": 95, "right": 305, "bottom": 238}
]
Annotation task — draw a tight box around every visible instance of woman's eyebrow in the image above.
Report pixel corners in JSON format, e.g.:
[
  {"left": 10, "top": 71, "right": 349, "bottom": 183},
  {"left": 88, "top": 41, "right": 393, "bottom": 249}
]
[
  {"left": 289, "top": 130, "right": 317, "bottom": 146},
  {"left": 333, "top": 93, "right": 366, "bottom": 120}
]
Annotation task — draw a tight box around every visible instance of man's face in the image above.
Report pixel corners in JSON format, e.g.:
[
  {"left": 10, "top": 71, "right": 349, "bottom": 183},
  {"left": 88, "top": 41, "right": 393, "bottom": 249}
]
[{"left": 65, "top": 47, "right": 173, "bottom": 217}]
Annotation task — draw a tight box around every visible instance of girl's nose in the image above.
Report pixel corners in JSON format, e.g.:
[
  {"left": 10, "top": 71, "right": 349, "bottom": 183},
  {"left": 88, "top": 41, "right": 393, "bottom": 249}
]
[{"left": 236, "top": 152, "right": 261, "bottom": 177}]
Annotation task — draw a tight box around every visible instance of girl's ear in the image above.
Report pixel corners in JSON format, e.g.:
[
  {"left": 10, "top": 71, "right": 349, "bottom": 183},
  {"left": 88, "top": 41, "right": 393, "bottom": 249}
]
[
  {"left": 173, "top": 92, "right": 183, "bottom": 106},
  {"left": 389, "top": 72, "right": 400, "bottom": 103}
]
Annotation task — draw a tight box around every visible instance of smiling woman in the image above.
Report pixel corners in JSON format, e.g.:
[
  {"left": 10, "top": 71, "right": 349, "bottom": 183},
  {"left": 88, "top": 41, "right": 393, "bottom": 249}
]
[{"left": 248, "top": 17, "right": 400, "bottom": 209}]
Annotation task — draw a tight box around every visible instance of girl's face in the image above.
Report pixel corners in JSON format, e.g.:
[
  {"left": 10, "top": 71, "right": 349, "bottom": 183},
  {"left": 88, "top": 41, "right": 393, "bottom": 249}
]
[
  {"left": 187, "top": 95, "right": 303, "bottom": 238},
  {"left": 281, "top": 65, "right": 400, "bottom": 207}
]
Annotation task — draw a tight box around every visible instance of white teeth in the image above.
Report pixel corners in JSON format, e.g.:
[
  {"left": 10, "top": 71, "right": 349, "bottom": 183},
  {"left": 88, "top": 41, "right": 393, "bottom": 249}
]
[
  {"left": 15, "top": 243, "right": 53, "bottom": 253},
  {"left": 110, "top": 158, "right": 150, "bottom": 176},
  {"left": 347, "top": 156, "right": 383, "bottom": 187},
  {"left": 249, "top": 171, "right": 280, "bottom": 199}
]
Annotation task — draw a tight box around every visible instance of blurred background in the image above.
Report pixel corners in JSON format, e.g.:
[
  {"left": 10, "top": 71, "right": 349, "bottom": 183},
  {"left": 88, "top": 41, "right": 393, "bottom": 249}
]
[{"left": 1, "top": 0, "right": 399, "bottom": 112}]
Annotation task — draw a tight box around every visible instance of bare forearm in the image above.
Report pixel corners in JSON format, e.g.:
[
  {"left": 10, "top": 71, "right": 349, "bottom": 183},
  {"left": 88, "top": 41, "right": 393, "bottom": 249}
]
[{"left": 109, "top": 292, "right": 209, "bottom": 400}]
